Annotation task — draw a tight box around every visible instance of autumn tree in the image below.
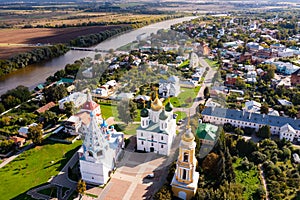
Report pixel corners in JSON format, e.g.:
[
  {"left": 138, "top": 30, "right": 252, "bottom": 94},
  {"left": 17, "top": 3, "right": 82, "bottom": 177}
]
[
  {"left": 77, "top": 179, "right": 86, "bottom": 197},
  {"left": 28, "top": 124, "right": 43, "bottom": 145}
]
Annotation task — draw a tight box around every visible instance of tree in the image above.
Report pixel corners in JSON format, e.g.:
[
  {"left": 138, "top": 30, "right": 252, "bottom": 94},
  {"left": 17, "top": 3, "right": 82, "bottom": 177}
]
[
  {"left": 202, "top": 152, "right": 220, "bottom": 177},
  {"left": 234, "top": 127, "right": 244, "bottom": 135},
  {"left": 28, "top": 124, "right": 43, "bottom": 145},
  {"left": 261, "top": 103, "right": 269, "bottom": 114},
  {"left": 0, "top": 103, "right": 5, "bottom": 113},
  {"left": 257, "top": 125, "right": 271, "bottom": 139},
  {"left": 117, "top": 99, "right": 137, "bottom": 125},
  {"left": 77, "top": 179, "right": 86, "bottom": 197},
  {"left": 42, "top": 111, "right": 58, "bottom": 127},
  {"left": 204, "top": 87, "right": 210, "bottom": 99},
  {"left": 64, "top": 102, "right": 75, "bottom": 117},
  {"left": 44, "top": 84, "right": 68, "bottom": 102}
]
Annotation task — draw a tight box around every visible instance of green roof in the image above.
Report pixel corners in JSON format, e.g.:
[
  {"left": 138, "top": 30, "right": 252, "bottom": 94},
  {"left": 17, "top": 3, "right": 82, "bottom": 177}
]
[
  {"left": 141, "top": 108, "right": 149, "bottom": 118},
  {"left": 165, "top": 101, "right": 173, "bottom": 112},
  {"left": 159, "top": 110, "right": 168, "bottom": 120},
  {"left": 137, "top": 122, "right": 169, "bottom": 135},
  {"left": 196, "top": 123, "right": 218, "bottom": 141}
]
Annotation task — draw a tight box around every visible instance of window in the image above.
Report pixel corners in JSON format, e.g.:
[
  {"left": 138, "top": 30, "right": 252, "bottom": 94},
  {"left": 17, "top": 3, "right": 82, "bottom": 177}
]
[
  {"left": 161, "top": 144, "right": 164, "bottom": 148},
  {"left": 151, "top": 135, "right": 154, "bottom": 139},
  {"left": 161, "top": 136, "right": 164, "bottom": 140},
  {"left": 183, "top": 152, "right": 189, "bottom": 162},
  {"left": 141, "top": 141, "right": 144, "bottom": 145},
  {"left": 97, "top": 150, "right": 103, "bottom": 157},
  {"left": 182, "top": 169, "right": 187, "bottom": 180},
  {"left": 151, "top": 143, "right": 154, "bottom": 146},
  {"left": 141, "top": 132, "right": 143, "bottom": 137},
  {"left": 142, "top": 121, "right": 144, "bottom": 126}
]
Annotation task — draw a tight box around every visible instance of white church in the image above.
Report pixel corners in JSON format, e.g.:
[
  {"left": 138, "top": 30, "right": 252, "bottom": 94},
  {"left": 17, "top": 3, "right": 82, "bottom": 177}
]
[
  {"left": 69, "top": 92, "right": 124, "bottom": 185},
  {"left": 136, "top": 93, "right": 176, "bottom": 155}
]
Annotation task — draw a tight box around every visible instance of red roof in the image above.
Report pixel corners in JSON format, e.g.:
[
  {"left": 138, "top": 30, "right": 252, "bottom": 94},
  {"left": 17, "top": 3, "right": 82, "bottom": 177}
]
[
  {"left": 36, "top": 102, "right": 56, "bottom": 113},
  {"left": 11, "top": 136, "right": 26, "bottom": 144},
  {"left": 82, "top": 101, "right": 99, "bottom": 111}
]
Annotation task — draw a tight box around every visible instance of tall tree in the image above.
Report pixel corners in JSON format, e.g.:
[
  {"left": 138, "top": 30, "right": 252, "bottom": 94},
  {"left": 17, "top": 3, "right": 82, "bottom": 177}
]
[
  {"left": 261, "top": 103, "right": 269, "bottom": 114},
  {"left": 77, "top": 179, "right": 86, "bottom": 198},
  {"left": 257, "top": 125, "right": 271, "bottom": 139},
  {"left": 117, "top": 99, "right": 137, "bottom": 125},
  {"left": 28, "top": 124, "right": 43, "bottom": 145},
  {"left": 204, "top": 87, "right": 210, "bottom": 99}
]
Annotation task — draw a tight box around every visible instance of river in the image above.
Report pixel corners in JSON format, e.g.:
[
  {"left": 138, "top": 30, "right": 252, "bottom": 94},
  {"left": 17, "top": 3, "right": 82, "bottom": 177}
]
[{"left": 0, "top": 16, "right": 196, "bottom": 95}]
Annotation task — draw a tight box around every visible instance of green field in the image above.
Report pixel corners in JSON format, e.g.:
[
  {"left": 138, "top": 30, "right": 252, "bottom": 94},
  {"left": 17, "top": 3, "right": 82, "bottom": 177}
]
[
  {"left": 170, "top": 86, "right": 200, "bottom": 108},
  {"left": 233, "top": 158, "right": 261, "bottom": 199},
  {"left": 204, "top": 58, "right": 218, "bottom": 69},
  {"left": 0, "top": 140, "right": 81, "bottom": 200},
  {"left": 100, "top": 102, "right": 140, "bottom": 122},
  {"left": 174, "top": 111, "right": 187, "bottom": 122}
]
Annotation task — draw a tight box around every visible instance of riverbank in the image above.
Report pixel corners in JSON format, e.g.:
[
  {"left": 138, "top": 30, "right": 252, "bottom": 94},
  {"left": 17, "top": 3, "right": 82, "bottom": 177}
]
[{"left": 0, "top": 16, "right": 197, "bottom": 95}]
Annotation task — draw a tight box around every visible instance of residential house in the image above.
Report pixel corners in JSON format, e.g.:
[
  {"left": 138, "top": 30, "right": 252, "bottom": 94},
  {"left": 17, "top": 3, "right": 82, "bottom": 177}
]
[
  {"left": 196, "top": 120, "right": 218, "bottom": 145},
  {"left": 36, "top": 102, "right": 56, "bottom": 114},
  {"left": 58, "top": 92, "right": 87, "bottom": 110},
  {"left": 82, "top": 67, "right": 93, "bottom": 78},
  {"left": 225, "top": 74, "right": 238, "bottom": 86},
  {"left": 159, "top": 76, "right": 180, "bottom": 98},
  {"left": 291, "top": 69, "right": 300, "bottom": 86},
  {"left": 10, "top": 136, "right": 26, "bottom": 148},
  {"left": 18, "top": 123, "right": 38, "bottom": 138},
  {"left": 244, "top": 100, "right": 261, "bottom": 113}
]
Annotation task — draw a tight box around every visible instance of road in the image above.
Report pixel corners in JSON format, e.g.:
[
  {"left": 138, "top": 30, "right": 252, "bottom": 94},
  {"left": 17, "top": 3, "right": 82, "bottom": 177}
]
[{"left": 174, "top": 57, "right": 217, "bottom": 116}]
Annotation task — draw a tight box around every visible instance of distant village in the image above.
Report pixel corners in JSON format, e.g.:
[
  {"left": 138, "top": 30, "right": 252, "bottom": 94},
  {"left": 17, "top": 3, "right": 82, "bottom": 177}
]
[{"left": 1, "top": 11, "right": 300, "bottom": 200}]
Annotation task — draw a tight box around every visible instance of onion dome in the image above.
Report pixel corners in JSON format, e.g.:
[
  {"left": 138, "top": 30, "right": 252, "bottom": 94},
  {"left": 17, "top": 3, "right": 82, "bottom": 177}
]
[
  {"left": 151, "top": 97, "right": 163, "bottom": 111},
  {"left": 159, "top": 109, "right": 168, "bottom": 120},
  {"left": 141, "top": 108, "right": 149, "bottom": 118},
  {"left": 165, "top": 101, "right": 173, "bottom": 112},
  {"left": 182, "top": 127, "right": 195, "bottom": 143},
  {"left": 101, "top": 119, "right": 108, "bottom": 128}
]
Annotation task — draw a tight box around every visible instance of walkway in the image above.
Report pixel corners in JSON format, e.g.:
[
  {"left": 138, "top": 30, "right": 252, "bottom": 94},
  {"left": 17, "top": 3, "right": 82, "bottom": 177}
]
[
  {"left": 174, "top": 57, "right": 217, "bottom": 116},
  {"left": 259, "top": 164, "right": 269, "bottom": 200}
]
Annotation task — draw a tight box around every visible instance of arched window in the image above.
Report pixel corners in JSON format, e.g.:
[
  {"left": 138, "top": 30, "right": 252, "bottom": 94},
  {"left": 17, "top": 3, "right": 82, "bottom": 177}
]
[
  {"left": 182, "top": 169, "right": 187, "bottom": 180},
  {"left": 183, "top": 152, "right": 189, "bottom": 162}
]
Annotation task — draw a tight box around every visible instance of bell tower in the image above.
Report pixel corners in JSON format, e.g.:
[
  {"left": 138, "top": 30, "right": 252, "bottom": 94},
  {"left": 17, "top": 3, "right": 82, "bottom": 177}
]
[{"left": 171, "top": 116, "right": 199, "bottom": 200}]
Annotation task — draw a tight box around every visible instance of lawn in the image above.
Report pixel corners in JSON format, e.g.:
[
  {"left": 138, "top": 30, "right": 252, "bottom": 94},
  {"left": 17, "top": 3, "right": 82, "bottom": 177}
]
[
  {"left": 233, "top": 158, "right": 261, "bottom": 200},
  {"left": 204, "top": 58, "right": 218, "bottom": 69},
  {"left": 174, "top": 111, "right": 187, "bottom": 123},
  {"left": 99, "top": 102, "right": 141, "bottom": 122},
  {"left": 0, "top": 140, "right": 82, "bottom": 200},
  {"left": 178, "top": 60, "right": 190, "bottom": 68},
  {"left": 115, "top": 123, "right": 140, "bottom": 135},
  {"left": 170, "top": 86, "right": 200, "bottom": 108}
]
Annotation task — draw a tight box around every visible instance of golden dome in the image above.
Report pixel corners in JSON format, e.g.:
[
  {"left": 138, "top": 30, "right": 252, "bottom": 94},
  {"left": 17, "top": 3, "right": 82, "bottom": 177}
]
[
  {"left": 182, "top": 126, "right": 195, "bottom": 143},
  {"left": 151, "top": 97, "right": 163, "bottom": 111}
]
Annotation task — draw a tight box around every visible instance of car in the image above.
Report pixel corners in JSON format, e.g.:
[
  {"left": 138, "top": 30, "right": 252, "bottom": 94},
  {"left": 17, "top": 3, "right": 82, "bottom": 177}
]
[{"left": 146, "top": 173, "right": 154, "bottom": 179}]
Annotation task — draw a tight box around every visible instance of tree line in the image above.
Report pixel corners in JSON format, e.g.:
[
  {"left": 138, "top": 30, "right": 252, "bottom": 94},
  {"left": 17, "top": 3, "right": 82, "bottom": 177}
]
[{"left": 0, "top": 44, "right": 69, "bottom": 77}]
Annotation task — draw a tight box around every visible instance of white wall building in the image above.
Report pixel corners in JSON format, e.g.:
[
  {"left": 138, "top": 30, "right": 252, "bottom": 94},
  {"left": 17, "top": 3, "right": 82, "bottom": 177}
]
[
  {"left": 59, "top": 92, "right": 87, "bottom": 110},
  {"left": 202, "top": 107, "right": 300, "bottom": 142},
  {"left": 159, "top": 76, "right": 180, "bottom": 98},
  {"left": 78, "top": 113, "right": 124, "bottom": 185},
  {"left": 136, "top": 96, "right": 176, "bottom": 155}
]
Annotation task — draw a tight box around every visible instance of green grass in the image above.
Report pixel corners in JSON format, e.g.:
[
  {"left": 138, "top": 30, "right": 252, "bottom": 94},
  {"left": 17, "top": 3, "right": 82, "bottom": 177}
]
[
  {"left": 117, "top": 42, "right": 138, "bottom": 51},
  {"left": 85, "top": 193, "right": 98, "bottom": 198},
  {"left": 0, "top": 140, "right": 82, "bottom": 200},
  {"left": 115, "top": 123, "right": 140, "bottom": 135},
  {"left": 174, "top": 111, "right": 187, "bottom": 123},
  {"left": 204, "top": 58, "right": 218, "bottom": 69},
  {"left": 233, "top": 158, "right": 261, "bottom": 199},
  {"left": 170, "top": 86, "right": 200, "bottom": 108},
  {"left": 179, "top": 60, "right": 190, "bottom": 68},
  {"left": 99, "top": 102, "right": 140, "bottom": 122}
]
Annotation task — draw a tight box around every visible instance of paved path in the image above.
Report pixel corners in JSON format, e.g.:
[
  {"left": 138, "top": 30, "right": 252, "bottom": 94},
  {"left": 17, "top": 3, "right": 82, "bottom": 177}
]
[
  {"left": 0, "top": 143, "right": 34, "bottom": 168},
  {"left": 259, "top": 164, "right": 269, "bottom": 200},
  {"left": 174, "top": 57, "right": 217, "bottom": 116}
]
